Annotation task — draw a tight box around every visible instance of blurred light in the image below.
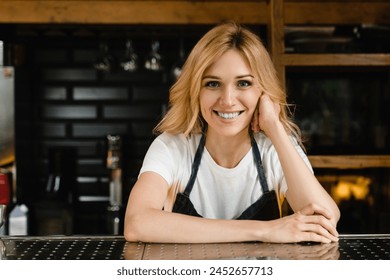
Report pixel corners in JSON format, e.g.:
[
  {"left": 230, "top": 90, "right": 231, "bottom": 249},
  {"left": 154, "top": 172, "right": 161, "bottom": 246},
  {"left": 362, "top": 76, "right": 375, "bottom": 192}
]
[{"left": 331, "top": 176, "right": 371, "bottom": 203}]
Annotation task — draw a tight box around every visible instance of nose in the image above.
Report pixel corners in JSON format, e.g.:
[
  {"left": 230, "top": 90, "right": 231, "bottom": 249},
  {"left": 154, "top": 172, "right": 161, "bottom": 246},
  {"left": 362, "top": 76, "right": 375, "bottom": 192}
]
[{"left": 219, "top": 86, "right": 235, "bottom": 107}]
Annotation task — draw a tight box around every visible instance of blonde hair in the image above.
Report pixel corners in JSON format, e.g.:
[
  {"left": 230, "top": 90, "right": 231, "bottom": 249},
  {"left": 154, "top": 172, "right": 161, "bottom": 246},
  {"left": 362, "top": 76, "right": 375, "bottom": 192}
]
[{"left": 154, "top": 22, "right": 302, "bottom": 144}]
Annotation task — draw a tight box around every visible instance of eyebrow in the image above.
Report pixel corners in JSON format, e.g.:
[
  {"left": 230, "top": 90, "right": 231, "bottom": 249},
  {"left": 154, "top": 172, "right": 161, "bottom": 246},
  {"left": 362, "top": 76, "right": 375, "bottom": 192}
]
[{"left": 202, "top": 74, "right": 254, "bottom": 80}]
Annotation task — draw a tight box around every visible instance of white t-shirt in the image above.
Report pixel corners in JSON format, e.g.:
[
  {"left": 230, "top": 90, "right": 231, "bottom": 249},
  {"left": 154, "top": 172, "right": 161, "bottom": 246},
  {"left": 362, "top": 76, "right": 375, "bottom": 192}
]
[{"left": 139, "top": 132, "right": 312, "bottom": 219}]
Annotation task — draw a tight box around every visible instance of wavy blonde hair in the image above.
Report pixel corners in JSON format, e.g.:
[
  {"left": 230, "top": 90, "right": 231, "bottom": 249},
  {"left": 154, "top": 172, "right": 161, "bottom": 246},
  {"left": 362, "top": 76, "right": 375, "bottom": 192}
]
[{"left": 154, "top": 22, "right": 302, "bottom": 145}]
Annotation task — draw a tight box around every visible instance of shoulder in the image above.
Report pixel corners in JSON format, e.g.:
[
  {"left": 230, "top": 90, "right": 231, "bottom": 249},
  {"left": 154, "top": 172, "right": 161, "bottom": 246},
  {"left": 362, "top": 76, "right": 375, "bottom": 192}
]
[
  {"left": 141, "top": 133, "right": 201, "bottom": 186},
  {"left": 154, "top": 132, "right": 200, "bottom": 149},
  {"left": 149, "top": 132, "right": 201, "bottom": 157}
]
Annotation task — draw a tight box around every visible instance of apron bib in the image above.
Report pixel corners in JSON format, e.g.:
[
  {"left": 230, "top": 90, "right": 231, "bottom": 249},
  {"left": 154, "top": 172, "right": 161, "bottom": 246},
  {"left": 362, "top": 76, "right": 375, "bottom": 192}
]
[{"left": 172, "top": 134, "right": 280, "bottom": 221}]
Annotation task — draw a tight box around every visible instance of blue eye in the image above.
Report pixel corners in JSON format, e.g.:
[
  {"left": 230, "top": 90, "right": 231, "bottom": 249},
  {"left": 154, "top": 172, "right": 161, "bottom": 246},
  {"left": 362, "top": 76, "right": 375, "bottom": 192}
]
[
  {"left": 205, "top": 81, "right": 220, "bottom": 88},
  {"left": 237, "top": 80, "right": 252, "bottom": 87}
]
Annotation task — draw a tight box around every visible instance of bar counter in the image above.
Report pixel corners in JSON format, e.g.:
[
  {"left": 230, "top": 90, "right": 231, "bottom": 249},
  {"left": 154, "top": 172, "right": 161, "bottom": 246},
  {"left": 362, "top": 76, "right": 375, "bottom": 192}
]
[{"left": 1, "top": 234, "right": 389, "bottom": 260}]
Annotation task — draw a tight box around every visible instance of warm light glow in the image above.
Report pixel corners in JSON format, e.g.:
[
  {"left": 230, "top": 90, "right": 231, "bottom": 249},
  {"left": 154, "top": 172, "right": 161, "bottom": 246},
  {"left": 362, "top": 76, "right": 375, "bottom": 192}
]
[
  {"left": 0, "top": 155, "right": 15, "bottom": 166},
  {"left": 331, "top": 176, "right": 371, "bottom": 203}
]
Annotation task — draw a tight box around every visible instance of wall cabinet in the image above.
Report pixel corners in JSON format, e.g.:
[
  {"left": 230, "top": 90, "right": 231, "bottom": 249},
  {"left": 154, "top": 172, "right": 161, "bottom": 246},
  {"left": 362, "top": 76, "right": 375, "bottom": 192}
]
[{"left": 267, "top": 0, "right": 390, "bottom": 169}]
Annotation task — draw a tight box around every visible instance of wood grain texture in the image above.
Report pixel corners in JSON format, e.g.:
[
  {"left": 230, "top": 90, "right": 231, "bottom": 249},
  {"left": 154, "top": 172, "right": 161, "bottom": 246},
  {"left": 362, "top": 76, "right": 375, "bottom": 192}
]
[
  {"left": 283, "top": 54, "right": 390, "bottom": 66},
  {"left": 308, "top": 155, "right": 390, "bottom": 169},
  {"left": 0, "top": 1, "right": 268, "bottom": 24}
]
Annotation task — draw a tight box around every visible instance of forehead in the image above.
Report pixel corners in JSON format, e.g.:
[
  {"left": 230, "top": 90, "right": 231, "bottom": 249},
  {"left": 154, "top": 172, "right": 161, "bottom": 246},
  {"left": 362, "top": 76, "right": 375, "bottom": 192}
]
[{"left": 203, "top": 49, "right": 252, "bottom": 77}]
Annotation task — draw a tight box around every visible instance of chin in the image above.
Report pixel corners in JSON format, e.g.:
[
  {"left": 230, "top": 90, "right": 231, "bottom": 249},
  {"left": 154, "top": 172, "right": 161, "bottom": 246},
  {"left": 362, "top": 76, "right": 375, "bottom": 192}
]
[{"left": 208, "top": 125, "right": 250, "bottom": 138}]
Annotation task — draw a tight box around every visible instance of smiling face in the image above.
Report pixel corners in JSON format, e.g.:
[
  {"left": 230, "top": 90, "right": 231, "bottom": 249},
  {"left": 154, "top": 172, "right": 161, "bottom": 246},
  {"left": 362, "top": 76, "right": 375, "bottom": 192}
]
[{"left": 199, "top": 49, "right": 262, "bottom": 139}]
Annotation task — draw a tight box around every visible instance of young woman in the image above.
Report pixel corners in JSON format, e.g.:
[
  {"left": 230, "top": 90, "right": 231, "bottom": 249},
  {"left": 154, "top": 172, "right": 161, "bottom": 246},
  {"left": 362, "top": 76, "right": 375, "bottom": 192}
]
[{"left": 124, "top": 22, "right": 340, "bottom": 243}]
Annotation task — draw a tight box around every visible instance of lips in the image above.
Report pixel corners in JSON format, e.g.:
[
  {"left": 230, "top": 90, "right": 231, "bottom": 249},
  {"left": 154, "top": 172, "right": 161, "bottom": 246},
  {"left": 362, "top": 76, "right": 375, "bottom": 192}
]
[{"left": 215, "top": 111, "right": 243, "bottom": 120}]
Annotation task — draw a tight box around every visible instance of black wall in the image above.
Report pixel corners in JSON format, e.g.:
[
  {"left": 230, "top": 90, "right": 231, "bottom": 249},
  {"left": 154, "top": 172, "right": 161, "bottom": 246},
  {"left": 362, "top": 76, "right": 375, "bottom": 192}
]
[{"left": 11, "top": 24, "right": 265, "bottom": 234}]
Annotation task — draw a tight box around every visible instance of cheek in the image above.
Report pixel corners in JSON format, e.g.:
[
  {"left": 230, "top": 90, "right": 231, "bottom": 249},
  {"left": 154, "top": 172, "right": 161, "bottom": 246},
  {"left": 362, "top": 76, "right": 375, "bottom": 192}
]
[
  {"left": 199, "top": 93, "right": 209, "bottom": 117},
  {"left": 199, "top": 93, "right": 213, "bottom": 112},
  {"left": 245, "top": 93, "right": 261, "bottom": 112}
]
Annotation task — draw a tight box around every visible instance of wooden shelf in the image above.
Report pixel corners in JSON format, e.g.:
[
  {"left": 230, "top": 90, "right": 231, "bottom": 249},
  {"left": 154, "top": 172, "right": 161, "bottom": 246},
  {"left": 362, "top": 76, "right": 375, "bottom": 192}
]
[
  {"left": 308, "top": 155, "right": 390, "bottom": 169},
  {"left": 267, "top": 1, "right": 390, "bottom": 171},
  {"left": 283, "top": 54, "right": 390, "bottom": 67}
]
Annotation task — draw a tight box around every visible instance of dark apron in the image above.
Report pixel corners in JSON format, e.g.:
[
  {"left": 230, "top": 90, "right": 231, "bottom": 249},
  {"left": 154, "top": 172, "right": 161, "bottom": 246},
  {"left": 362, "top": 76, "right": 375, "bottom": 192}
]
[{"left": 172, "top": 134, "right": 280, "bottom": 221}]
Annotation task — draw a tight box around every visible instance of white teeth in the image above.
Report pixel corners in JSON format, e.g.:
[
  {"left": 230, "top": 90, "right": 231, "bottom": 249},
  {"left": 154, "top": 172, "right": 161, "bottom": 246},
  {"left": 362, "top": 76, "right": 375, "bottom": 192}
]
[{"left": 217, "top": 111, "right": 240, "bottom": 119}]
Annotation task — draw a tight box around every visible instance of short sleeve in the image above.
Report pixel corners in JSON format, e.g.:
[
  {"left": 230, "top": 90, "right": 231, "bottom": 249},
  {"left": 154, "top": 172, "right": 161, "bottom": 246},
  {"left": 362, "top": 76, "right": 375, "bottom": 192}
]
[{"left": 139, "top": 136, "right": 175, "bottom": 186}]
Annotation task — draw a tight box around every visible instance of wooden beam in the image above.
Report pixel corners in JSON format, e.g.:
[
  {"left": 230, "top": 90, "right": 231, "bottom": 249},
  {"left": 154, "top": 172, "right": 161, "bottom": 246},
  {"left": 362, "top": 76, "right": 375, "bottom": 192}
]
[
  {"left": 309, "top": 155, "right": 390, "bottom": 169},
  {"left": 268, "top": 0, "right": 286, "bottom": 89},
  {"left": 283, "top": 54, "right": 390, "bottom": 66},
  {"left": 1, "top": 1, "right": 389, "bottom": 25},
  {"left": 0, "top": 1, "right": 268, "bottom": 24}
]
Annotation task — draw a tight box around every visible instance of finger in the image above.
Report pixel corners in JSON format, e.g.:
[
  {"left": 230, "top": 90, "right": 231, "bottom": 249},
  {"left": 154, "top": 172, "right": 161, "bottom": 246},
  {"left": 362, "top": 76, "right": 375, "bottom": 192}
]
[
  {"left": 302, "top": 219, "right": 339, "bottom": 242},
  {"left": 303, "top": 214, "right": 339, "bottom": 238},
  {"left": 317, "top": 215, "right": 339, "bottom": 238},
  {"left": 299, "top": 203, "right": 333, "bottom": 221},
  {"left": 298, "top": 203, "right": 319, "bottom": 215},
  {"left": 299, "top": 232, "right": 333, "bottom": 244}
]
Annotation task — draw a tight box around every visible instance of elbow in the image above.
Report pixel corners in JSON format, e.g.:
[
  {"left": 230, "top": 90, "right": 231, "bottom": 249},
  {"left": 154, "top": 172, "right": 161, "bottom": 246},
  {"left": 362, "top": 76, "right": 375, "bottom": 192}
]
[{"left": 124, "top": 213, "right": 145, "bottom": 242}]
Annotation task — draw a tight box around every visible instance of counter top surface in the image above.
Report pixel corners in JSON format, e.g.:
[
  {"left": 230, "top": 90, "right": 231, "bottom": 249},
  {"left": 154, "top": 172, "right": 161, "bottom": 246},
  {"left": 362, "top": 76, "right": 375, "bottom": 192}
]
[{"left": 1, "top": 234, "right": 389, "bottom": 260}]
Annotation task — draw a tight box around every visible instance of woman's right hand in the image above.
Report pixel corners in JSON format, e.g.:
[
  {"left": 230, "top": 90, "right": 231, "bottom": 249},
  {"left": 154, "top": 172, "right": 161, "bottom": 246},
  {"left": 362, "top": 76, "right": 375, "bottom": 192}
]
[{"left": 259, "top": 203, "right": 339, "bottom": 244}]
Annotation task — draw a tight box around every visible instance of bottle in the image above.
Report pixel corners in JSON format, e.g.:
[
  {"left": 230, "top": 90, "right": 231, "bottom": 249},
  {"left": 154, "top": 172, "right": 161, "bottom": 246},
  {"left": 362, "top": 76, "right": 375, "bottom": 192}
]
[
  {"left": 106, "top": 135, "right": 123, "bottom": 235},
  {"left": 0, "top": 40, "right": 3, "bottom": 66},
  {"left": 8, "top": 204, "right": 28, "bottom": 236},
  {"left": 0, "top": 204, "right": 6, "bottom": 235}
]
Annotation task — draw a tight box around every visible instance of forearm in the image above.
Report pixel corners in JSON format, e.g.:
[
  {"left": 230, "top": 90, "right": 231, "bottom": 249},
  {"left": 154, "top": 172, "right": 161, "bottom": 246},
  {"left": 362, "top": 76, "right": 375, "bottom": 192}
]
[
  {"left": 266, "top": 122, "right": 340, "bottom": 223},
  {"left": 124, "top": 209, "right": 264, "bottom": 243},
  {"left": 125, "top": 205, "right": 339, "bottom": 244}
]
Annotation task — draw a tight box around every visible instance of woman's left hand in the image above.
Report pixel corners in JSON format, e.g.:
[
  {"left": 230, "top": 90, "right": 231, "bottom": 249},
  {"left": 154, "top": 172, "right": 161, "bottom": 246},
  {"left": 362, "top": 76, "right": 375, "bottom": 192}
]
[
  {"left": 260, "top": 203, "right": 339, "bottom": 244},
  {"left": 251, "top": 93, "right": 281, "bottom": 135}
]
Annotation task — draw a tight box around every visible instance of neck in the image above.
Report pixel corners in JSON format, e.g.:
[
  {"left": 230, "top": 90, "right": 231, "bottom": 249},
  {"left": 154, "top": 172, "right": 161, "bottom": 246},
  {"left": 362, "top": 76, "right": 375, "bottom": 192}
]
[{"left": 205, "top": 130, "right": 252, "bottom": 168}]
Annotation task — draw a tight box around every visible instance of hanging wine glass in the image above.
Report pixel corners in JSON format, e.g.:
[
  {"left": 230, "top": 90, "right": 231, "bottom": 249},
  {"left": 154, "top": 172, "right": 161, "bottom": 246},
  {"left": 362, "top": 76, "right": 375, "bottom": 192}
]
[
  {"left": 170, "top": 38, "right": 186, "bottom": 81},
  {"left": 120, "top": 39, "right": 138, "bottom": 72},
  {"left": 93, "top": 41, "right": 115, "bottom": 73},
  {"left": 144, "top": 40, "right": 163, "bottom": 71}
]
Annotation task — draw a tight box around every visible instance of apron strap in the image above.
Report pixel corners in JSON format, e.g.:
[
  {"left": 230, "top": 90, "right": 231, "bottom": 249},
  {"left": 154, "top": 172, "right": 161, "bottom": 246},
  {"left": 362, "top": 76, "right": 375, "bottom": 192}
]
[
  {"left": 250, "top": 135, "right": 270, "bottom": 193},
  {"left": 183, "top": 134, "right": 206, "bottom": 196}
]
